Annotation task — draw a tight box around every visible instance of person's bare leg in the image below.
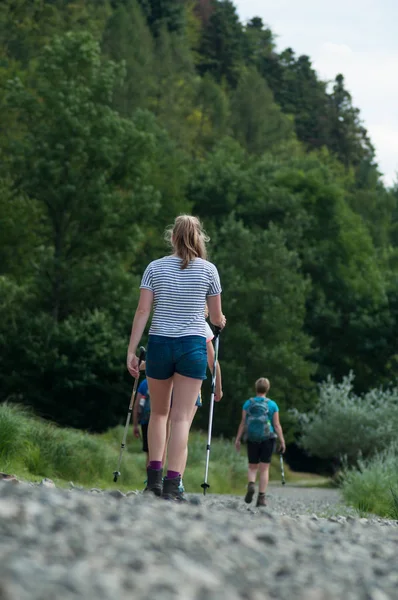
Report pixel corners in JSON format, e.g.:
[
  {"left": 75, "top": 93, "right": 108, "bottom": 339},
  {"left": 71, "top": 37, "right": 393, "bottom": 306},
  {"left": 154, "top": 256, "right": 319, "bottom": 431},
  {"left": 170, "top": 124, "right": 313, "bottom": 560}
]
[
  {"left": 146, "top": 377, "right": 173, "bottom": 463},
  {"left": 258, "top": 462, "right": 270, "bottom": 494},
  {"left": 167, "top": 374, "right": 202, "bottom": 473},
  {"left": 162, "top": 412, "right": 172, "bottom": 467},
  {"left": 248, "top": 463, "right": 258, "bottom": 484},
  {"left": 180, "top": 405, "right": 198, "bottom": 477}
]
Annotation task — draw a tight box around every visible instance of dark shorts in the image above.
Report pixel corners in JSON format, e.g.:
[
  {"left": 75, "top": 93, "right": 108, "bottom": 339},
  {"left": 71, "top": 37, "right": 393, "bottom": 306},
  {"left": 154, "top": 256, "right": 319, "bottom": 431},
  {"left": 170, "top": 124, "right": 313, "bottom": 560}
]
[
  {"left": 247, "top": 439, "right": 276, "bottom": 464},
  {"left": 146, "top": 335, "right": 207, "bottom": 381},
  {"left": 141, "top": 423, "right": 149, "bottom": 453}
]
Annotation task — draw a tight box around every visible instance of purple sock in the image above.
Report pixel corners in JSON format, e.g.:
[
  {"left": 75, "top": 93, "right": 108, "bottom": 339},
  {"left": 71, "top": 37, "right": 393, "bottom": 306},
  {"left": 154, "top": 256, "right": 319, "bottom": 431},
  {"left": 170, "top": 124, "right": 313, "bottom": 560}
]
[
  {"left": 149, "top": 461, "right": 162, "bottom": 471},
  {"left": 166, "top": 470, "right": 180, "bottom": 480}
]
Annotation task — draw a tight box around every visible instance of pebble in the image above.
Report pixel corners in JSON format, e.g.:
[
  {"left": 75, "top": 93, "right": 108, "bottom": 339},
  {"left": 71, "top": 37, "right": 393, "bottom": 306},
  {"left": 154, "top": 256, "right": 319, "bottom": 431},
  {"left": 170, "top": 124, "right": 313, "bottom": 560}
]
[
  {"left": 39, "top": 478, "right": 55, "bottom": 488},
  {"left": 0, "top": 479, "right": 397, "bottom": 600}
]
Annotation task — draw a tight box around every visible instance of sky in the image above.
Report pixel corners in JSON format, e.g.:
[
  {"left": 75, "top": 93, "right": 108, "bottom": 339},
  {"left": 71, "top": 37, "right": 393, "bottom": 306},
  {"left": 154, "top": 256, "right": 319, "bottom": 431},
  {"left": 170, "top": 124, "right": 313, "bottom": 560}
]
[{"left": 234, "top": 0, "right": 398, "bottom": 187}]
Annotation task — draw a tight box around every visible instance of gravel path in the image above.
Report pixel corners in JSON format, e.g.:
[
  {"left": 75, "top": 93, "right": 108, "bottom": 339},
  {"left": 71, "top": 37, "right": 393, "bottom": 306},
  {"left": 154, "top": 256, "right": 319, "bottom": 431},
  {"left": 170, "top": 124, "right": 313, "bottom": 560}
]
[{"left": 0, "top": 480, "right": 397, "bottom": 600}]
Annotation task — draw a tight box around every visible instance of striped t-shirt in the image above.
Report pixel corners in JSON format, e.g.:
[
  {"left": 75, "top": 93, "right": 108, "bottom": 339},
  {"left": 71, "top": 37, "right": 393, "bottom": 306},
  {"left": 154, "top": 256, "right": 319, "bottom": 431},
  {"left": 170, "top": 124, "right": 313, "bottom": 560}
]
[{"left": 140, "top": 256, "right": 222, "bottom": 338}]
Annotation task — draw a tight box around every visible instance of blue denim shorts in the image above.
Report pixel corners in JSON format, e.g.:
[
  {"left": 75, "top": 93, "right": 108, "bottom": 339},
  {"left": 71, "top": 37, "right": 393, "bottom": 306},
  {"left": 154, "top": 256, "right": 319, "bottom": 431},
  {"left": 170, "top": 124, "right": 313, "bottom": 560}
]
[{"left": 146, "top": 335, "right": 207, "bottom": 381}]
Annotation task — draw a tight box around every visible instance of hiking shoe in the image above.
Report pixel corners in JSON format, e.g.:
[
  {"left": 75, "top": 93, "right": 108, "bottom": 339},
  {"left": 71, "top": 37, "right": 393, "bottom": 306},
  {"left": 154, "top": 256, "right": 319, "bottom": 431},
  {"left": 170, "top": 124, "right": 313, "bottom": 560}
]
[
  {"left": 162, "top": 477, "right": 186, "bottom": 502},
  {"left": 256, "top": 493, "right": 267, "bottom": 507},
  {"left": 244, "top": 482, "right": 256, "bottom": 504},
  {"left": 144, "top": 468, "right": 162, "bottom": 497},
  {"left": 178, "top": 479, "right": 185, "bottom": 494}
]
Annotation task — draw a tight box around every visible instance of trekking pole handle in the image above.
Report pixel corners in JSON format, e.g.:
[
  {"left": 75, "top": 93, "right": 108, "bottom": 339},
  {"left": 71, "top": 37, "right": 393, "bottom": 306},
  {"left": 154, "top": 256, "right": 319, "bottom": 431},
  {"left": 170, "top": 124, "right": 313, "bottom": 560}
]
[
  {"left": 138, "top": 346, "right": 146, "bottom": 362},
  {"left": 214, "top": 326, "right": 222, "bottom": 338}
]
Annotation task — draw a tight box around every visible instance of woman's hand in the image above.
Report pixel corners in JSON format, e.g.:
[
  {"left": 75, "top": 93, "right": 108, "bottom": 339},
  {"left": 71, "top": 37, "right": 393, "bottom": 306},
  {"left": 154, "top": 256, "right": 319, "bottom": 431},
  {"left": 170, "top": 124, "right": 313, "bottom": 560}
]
[
  {"left": 215, "top": 388, "right": 223, "bottom": 402},
  {"left": 235, "top": 438, "right": 241, "bottom": 453},
  {"left": 212, "top": 314, "right": 226, "bottom": 332},
  {"left": 127, "top": 352, "right": 139, "bottom": 378},
  {"left": 133, "top": 425, "right": 141, "bottom": 439}
]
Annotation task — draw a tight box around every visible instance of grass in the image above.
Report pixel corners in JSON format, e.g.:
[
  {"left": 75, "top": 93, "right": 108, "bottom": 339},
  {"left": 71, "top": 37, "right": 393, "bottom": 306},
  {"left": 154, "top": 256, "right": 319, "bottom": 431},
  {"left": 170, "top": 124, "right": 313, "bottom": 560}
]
[
  {"left": 1, "top": 402, "right": 327, "bottom": 493},
  {"left": 341, "top": 446, "right": 398, "bottom": 519}
]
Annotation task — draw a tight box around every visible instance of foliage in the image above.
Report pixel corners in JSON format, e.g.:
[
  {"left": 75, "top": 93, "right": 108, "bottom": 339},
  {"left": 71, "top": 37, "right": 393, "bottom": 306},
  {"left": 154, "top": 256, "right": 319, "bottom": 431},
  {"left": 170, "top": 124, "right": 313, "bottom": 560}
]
[
  {"left": 198, "top": 217, "right": 315, "bottom": 439},
  {"left": 198, "top": 0, "right": 244, "bottom": 86},
  {"left": 341, "top": 445, "right": 398, "bottom": 519},
  {"left": 0, "top": 402, "right": 139, "bottom": 485},
  {"left": 292, "top": 373, "right": 398, "bottom": 465},
  {"left": 0, "top": 0, "right": 398, "bottom": 461},
  {"left": 0, "top": 404, "right": 290, "bottom": 492}
]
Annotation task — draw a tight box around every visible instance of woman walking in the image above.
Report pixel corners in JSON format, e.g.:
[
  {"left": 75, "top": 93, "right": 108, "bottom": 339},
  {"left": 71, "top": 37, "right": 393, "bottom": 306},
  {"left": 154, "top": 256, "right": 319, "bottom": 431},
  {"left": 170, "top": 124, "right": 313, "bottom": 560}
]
[{"left": 127, "top": 215, "right": 226, "bottom": 500}]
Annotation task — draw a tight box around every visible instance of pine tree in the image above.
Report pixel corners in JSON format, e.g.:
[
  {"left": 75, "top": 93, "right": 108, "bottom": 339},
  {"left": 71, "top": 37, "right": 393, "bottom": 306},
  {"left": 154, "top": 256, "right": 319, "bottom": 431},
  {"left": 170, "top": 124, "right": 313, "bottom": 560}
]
[
  {"left": 102, "top": 0, "right": 155, "bottom": 115},
  {"left": 198, "top": 0, "right": 244, "bottom": 87}
]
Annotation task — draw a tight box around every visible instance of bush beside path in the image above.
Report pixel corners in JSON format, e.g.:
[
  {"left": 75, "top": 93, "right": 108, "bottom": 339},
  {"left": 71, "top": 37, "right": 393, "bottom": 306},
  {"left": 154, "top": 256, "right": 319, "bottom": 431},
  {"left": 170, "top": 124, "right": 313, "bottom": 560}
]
[{"left": 0, "top": 479, "right": 397, "bottom": 600}]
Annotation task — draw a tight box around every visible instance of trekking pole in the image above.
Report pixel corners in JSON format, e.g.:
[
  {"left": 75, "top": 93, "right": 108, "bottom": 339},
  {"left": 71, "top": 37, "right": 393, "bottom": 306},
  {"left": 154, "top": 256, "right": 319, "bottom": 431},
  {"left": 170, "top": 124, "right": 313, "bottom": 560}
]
[
  {"left": 280, "top": 452, "right": 286, "bottom": 486},
  {"left": 113, "top": 346, "right": 146, "bottom": 483},
  {"left": 201, "top": 327, "right": 221, "bottom": 496}
]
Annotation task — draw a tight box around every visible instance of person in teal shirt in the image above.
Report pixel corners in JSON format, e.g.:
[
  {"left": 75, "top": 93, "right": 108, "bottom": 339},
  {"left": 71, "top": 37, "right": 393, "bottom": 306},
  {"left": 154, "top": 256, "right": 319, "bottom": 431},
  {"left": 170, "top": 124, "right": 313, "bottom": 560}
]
[{"left": 235, "top": 378, "right": 286, "bottom": 507}]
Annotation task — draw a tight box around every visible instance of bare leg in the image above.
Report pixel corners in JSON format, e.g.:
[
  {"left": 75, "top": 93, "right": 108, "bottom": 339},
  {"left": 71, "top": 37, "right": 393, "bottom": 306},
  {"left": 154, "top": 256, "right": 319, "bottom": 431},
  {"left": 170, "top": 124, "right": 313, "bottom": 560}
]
[
  {"left": 258, "top": 462, "right": 270, "bottom": 494},
  {"left": 146, "top": 377, "right": 173, "bottom": 463},
  {"left": 162, "top": 412, "right": 172, "bottom": 467},
  {"left": 248, "top": 463, "right": 258, "bottom": 484},
  {"left": 180, "top": 405, "right": 198, "bottom": 477},
  {"left": 167, "top": 374, "right": 202, "bottom": 473}
]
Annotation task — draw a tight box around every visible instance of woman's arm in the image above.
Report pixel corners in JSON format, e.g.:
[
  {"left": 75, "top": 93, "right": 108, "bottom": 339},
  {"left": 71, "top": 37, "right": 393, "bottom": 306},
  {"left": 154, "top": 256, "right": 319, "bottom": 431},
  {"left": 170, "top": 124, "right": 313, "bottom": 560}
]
[
  {"left": 206, "top": 340, "right": 223, "bottom": 401},
  {"left": 235, "top": 410, "right": 247, "bottom": 451},
  {"left": 127, "top": 289, "right": 153, "bottom": 377},
  {"left": 272, "top": 412, "right": 286, "bottom": 453},
  {"left": 207, "top": 294, "right": 226, "bottom": 329}
]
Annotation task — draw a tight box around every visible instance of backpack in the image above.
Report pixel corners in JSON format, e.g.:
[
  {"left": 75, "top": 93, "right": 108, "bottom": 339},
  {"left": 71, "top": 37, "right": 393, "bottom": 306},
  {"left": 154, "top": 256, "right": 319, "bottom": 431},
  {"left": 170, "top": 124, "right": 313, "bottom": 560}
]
[
  {"left": 245, "top": 398, "right": 275, "bottom": 443},
  {"left": 139, "top": 394, "right": 151, "bottom": 425}
]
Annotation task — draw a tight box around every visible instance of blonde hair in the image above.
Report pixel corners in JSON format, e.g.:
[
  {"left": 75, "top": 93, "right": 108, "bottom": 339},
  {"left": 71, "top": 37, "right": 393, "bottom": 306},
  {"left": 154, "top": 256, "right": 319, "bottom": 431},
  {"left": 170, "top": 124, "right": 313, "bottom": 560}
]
[
  {"left": 255, "top": 378, "right": 270, "bottom": 395},
  {"left": 166, "top": 215, "right": 209, "bottom": 269}
]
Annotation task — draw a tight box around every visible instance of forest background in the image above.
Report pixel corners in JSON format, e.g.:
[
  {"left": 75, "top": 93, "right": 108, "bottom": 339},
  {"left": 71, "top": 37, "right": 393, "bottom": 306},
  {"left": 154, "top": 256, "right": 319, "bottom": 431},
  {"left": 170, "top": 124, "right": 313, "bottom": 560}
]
[{"left": 1, "top": 0, "right": 397, "bottom": 472}]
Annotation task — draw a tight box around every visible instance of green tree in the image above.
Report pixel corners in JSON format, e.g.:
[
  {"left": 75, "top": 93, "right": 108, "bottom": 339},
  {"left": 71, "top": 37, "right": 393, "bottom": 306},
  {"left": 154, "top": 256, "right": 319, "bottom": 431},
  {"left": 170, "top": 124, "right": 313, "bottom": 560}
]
[
  {"left": 328, "top": 74, "right": 375, "bottom": 168},
  {"left": 150, "top": 26, "right": 197, "bottom": 148},
  {"left": 102, "top": 0, "right": 155, "bottom": 115},
  {"left": 137, "top": 0, "right": 186, "bottom": 36},
  {"left": 242, "top": 17, "right": 275, "bottom": 65},
  {"left": 0, "top": 0, "right": 109, "bottom": 65},
  {"left": 197, "top": 216, "right": 314, "bottom": 438},
  {"left": 4, "top": 31, "right": 158, "bottom": 320},
  {"left": 258, "top": 49, "right": 330, "bottom": 151},
  {"left": 0, "top": 178, "right": 44, "bottom": 279},
  {"left": 191, "top": 73, "right": 230, "bottom": 152},
  {"left": 198, "top": 0, "right": 244, "bottom": 87},
  {"left": 230, "top": 67, "right": 293, "bottom": 154}
]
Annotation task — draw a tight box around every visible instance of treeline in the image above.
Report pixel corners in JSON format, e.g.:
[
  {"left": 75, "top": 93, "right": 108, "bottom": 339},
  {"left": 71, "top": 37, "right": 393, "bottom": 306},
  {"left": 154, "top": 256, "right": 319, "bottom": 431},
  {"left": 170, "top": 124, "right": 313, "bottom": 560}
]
[{"left": 1, "top": 0, "right": 398, "bottom": 444}]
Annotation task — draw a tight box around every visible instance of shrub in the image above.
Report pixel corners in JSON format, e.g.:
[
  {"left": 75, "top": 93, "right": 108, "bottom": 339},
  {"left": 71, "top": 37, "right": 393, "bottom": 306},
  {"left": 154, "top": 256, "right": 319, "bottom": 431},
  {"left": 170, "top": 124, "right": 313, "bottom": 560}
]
[
  {"left": 292, "top": 373, "right": 398, "bottom": 465},
  {"left": 341, "top": 445, "right": 398, "bottom": 518}
]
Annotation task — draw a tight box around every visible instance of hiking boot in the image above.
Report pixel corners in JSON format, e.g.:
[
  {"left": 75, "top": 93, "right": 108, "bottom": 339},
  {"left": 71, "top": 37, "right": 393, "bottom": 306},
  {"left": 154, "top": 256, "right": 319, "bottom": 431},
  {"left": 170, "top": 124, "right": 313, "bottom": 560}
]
[
  {"left": 162, "top": 477, "right": 186, "bottom": 502},
  {"left": 178, "top": 479, "right": 185, "bottom": 494},
  {"left": 256, "top": 493, "right": 267, "bottom": 507},
  {"left": 144, "top": 468, "right": 162, "bottom": 497},
  {"left": 244, "top": 482, "right": 256, "bottom": 504}
]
